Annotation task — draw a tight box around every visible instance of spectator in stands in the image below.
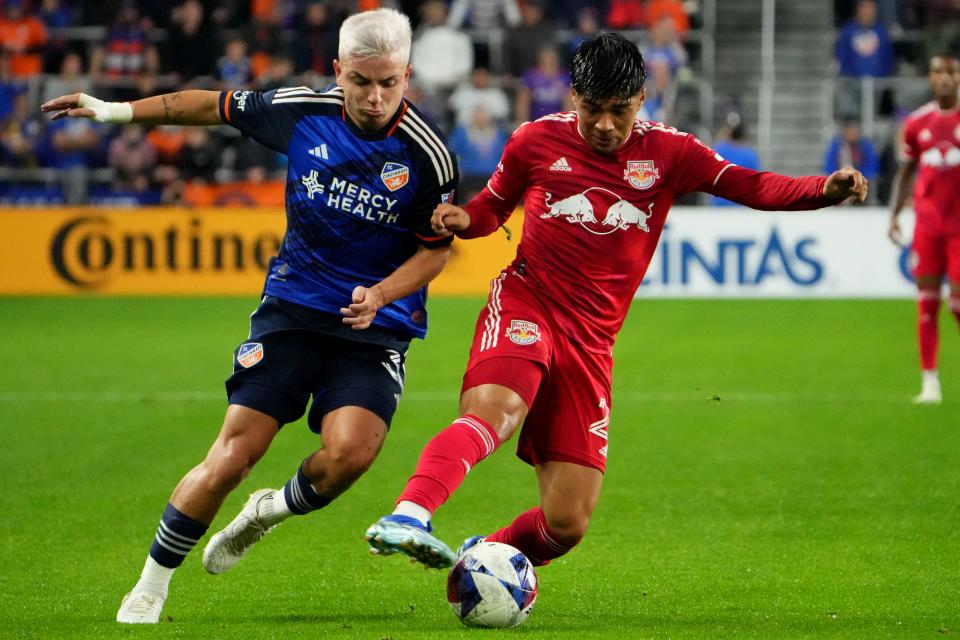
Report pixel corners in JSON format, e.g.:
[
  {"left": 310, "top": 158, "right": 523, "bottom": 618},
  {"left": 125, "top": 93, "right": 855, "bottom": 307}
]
[
  {"left": 637, "top": 56, "right": 675, "bottom": 122},
  {"left": 42, "top": 51, "right": 91, "bottom": 105},
  {"left": 255, "top": 55, "right": 295, "bottom": 91},
  {"left": 449, "top": 104, "right": 508, "bottom": 200},
  {"left": 836, "top": 0, "right": 894, "bottom": 77},
  {"left": 448, "top": 65, "right": 511, "bottom": 127},
  {"left": 0, "top": 0, "right": 48, "bottom": 78},
  {"left": 447, "top": 0, "right": 520, "bottom": 29},
  {"left": 0, "top": 53, "right": 25, "bottom": 120},
  {"left": 515, "top": 47, "right": 573, "bottom": 124},
  {"left": 89, "top": 1, "right": 160, "bottom": 101},
  {"left": 823, "top": 120, "right": 879, "bottom": 202},
  {"left": 293, "top": 2, "right": 338, "bottom": 78},
  {"left": 606, "top": 0, "right": 644, "bottom": 30},
  {"left": 0, "top": 92, "right": 42, "bottom": 167},
  {"left": 174, "top": 127, "right": 220, "bottom": 184},
  {"left": 503, "top": 0, "right": 556, "bottom": 79},
  {"left": 42, "top": 107, "right": 106, "bottom": 203},
  {"left": 642, "top": 15, "right": 689, "bottom": 80},
  {"left": 39, "top": 0, "right": 73, "bottom": 29},
  {"left": 216, "top": 37, "right": 253, "bottom": 89},
  {"left": 167, "top": 0, "right": 217, "bottom": 83},
  {"left": 645, "top": 0, "right": 691, "bottom": 37},
  {"left": 108, "top": 124, "right": 158, "bottom": 193},
  {"left": 244, "top": 13, "right": 283, "bottom": 81},
  {"left": 567, "top": 6, "right": 601, "bottom": 55},
  {"left": 710, "top": 119, "right": 761, "bottom": 206},
  {"left": 411, "top": 0, "right": 473, "bottom": 119}
]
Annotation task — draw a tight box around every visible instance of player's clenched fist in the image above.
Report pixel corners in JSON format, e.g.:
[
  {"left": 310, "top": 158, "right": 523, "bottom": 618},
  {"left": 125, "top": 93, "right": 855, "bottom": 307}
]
[
  {"left": 431, "top": 204, "right": 471, "bottom": 235},
  {"left": 823, "top": 166, "right": 869, "bottom": 203}
]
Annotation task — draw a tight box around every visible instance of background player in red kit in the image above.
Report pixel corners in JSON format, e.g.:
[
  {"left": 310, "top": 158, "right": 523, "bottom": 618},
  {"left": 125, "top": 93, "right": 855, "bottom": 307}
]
[
  {"left": 889, "top": 54, "right": 960, "bottom": 405},
  {"left": 365, "top": 33, "right": 869, "bottom": 569}
]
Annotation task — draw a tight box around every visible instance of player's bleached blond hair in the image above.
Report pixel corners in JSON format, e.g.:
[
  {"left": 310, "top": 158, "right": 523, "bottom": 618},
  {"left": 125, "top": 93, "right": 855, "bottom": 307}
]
[{"left": 338, "top": 8, "right": 412, "bottom": 65}]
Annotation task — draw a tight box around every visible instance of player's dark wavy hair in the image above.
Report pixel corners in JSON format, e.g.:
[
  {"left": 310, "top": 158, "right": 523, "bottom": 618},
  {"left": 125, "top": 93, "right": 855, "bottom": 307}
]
[{"left": 570, "top": 33, "right": 646, "bottom": 101}]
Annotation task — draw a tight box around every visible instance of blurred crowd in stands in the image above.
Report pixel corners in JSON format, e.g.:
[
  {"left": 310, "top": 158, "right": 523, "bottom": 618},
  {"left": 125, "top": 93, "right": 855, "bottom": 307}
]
[
  {"left": 0, "top": 0, "right": 703, "bottom": 206},
  {"left": 0, "top": 0, "right": 956, "bottom": 207}
]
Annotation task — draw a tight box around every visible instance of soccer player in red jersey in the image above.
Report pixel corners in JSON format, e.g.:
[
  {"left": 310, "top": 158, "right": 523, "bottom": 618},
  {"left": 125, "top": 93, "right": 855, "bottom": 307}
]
[
  {"left": 889, "top": 54, "right": 960, "bottom": 405},
  {"left": 365, "top": 33, "right": 868, "bottom": 568}
]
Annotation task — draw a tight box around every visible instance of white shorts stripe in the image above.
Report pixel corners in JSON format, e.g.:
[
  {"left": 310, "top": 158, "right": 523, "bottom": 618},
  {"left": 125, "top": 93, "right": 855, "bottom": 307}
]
[{"left": 480, "top": 275, "right": 504, "bottom": 352}]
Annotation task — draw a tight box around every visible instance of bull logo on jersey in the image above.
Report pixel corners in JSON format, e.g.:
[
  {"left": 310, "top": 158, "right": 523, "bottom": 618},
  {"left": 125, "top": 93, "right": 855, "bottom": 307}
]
[
  {"left": 506, "top": 320, "right": 540, "bottom": 346},
  {"left": 624, "top": 160, "right": 660, "bottom": 189},
  {"left": 920, "top": 145, "right": 960, "bottom": 168},
  {"left": 541, "top": 188, "right": 654, "bottom": 235},
  {"left": 237, "top": 342, "right": 263, "bottom": 368},
  {"left": 381, "top": 162, "right": 410, "bottom": 191}
]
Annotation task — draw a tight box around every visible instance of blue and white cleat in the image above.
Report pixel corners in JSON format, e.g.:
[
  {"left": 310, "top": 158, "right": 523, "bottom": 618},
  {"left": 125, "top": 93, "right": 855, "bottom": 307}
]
[
  {"left": 456, "top": 534, "right": 485, "bottom": 558},
  {"left": 365, "top": 515, "right": 457, "bottom": 569}
]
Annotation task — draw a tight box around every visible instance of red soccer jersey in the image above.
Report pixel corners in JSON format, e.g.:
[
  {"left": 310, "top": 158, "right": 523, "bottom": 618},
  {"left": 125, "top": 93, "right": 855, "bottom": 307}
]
[
  {"left": 903, "top": 101, "right": 960, "bottom": 234},
  {"left": 464, "top": 114, "right": 833, "bottom": 352}
]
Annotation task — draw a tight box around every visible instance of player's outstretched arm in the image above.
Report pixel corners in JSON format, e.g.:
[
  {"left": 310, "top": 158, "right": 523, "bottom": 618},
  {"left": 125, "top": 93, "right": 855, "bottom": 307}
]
[
  {"left": 822, "top": 166, "right": 869, "bottom": 203},
  {"left": 341, "top": 245, "right": 452, "bottom": 330},
  {"left": 41, "top": 91, "right": 222, "bottom": 126}
]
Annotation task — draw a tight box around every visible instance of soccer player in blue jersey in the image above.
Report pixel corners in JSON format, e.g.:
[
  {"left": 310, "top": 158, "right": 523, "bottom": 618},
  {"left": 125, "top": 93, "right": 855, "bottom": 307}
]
[{"left": 43, "top": 8, "right": 458, "bottom": 625}]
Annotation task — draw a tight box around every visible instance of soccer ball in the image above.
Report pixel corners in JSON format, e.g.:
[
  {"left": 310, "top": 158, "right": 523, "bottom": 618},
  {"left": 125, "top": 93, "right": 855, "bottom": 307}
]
[{"left": 446, "top": 541, "right": 538, "bottom": 628}]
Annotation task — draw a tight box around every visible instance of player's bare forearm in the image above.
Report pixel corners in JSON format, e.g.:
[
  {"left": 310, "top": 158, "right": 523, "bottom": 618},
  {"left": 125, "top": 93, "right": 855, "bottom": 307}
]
[
  {"left": 41, "top": 90, "right": 222, "bottom": 126},
  {"left": 377, "top": 244, "right": 451, "bottom": 303},
  {"left": 341, "top": 245, "right": 451, "bottom": 330},
  {"left": 132, "top": 91, "right": 222, "bottom": 125},
  {"left": 889, "top": 160, "right": 917, "bottom": 219}
]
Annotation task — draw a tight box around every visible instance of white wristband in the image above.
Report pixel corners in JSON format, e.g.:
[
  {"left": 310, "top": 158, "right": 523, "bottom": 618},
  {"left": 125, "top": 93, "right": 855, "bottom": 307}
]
[{"left": 77, "top": 93, "right": 133, "bottom": 124}]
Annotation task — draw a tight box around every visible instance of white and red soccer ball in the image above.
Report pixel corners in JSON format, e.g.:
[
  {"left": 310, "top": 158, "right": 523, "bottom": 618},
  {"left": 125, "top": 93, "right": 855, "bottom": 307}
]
[{"left": 446, "top": 541, "right": 538, "bottom": 628}]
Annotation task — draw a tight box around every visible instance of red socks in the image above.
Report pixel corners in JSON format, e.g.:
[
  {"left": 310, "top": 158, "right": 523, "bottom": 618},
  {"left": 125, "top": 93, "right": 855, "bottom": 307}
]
[
  {"left": 486, "top": 507, "right": 576, "bottom": 567},
  {"left": 397, "top": 415, "right": 499, "bottom": 513},
  {"left": 918, "top": 290, "right": 941, "bottom": 371}
]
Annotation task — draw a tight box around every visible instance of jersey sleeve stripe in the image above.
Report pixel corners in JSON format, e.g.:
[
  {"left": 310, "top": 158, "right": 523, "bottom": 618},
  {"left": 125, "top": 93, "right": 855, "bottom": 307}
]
[
  {"left": 712, "top": 163, "right": 733, "bottom": 187},
  {"left": 271, "top": 96, "right": 344, "bottom": 105},
  {"left": 407, "top": 110, "right": 455, "bottom": 180},
  {"left": 400, "top": 113, "right": 452, "bottom": 182},
  {"left": 485, "top": 181, "right": 506, "bottom": 200},
  {"left": 398, "top": 121, "right": 448, "bottom": 185},
  {"left": 274, "top": 86, "right": 313, "bottom": 95}
]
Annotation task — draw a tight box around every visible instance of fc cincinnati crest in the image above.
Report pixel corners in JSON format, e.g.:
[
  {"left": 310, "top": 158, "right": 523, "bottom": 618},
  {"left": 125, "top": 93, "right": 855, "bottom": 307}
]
[
  {"left": 237, "top": 343, "right": 264, "bottom": 368},
  {"left": 624, "top": 161, "right": 660, "bottom": 189},
  {"left": 381, "top": 162, "right": 410, "bottom": 191},
  {"left": 506, "top": 320, "right": 540, "bottom": 346}
]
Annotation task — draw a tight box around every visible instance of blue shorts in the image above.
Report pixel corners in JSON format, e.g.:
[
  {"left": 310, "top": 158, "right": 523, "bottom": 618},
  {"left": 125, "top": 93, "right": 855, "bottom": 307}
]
[{"left": 225, "top": 297, "right": 408, "bottom": 431}]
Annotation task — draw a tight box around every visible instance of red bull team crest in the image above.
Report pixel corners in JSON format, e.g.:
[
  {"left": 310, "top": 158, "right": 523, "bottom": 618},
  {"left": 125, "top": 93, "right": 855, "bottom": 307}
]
[
  {"left": 624, "top": 160, "right": 660, "bottom": 189},
  {"left": 506, "top": 320, "right": 541, "bottom": 346},
  {"left": 381, "top": 162, "right": 410, "bottom": 191},
  {"left": 237, "top": 342, "right": 264, "bottom": 368}
]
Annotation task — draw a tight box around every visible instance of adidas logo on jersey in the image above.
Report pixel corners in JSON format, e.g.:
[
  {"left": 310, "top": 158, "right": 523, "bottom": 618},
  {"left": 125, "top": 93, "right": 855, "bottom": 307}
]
[
  {"left": 549, "top": 157, "right": 572, "bottom": 172},
  {"left": 308, "top": 144, "right": 329, "bottom": 160}
]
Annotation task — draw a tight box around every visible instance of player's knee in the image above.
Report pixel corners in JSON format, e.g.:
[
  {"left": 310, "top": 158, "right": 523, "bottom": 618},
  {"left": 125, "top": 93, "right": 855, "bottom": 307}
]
[
  {"left": 460, "top": 401, "right": 525, "bottom": 444},
  {"left": 543, "top": 510, "right": 590, "bottom": 546},
  {"left": 323, "top": 444, "right": 378, "bottom": 483}
]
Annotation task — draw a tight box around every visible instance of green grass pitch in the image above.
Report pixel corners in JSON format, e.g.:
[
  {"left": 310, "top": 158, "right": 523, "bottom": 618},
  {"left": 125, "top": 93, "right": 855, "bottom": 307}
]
[{"left": 0, "top": 296, "right": 957, "bottom": 639}]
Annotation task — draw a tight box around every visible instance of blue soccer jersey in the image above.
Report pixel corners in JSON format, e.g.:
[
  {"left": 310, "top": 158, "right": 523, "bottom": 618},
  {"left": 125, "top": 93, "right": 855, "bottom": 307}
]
[{"left": 218, "top": 86, "right": 458, "bottom": 340}]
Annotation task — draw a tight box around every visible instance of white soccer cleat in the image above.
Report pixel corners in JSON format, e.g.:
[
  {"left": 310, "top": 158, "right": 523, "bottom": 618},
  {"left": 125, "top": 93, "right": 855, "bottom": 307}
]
[
  {"left": 116, "top": 590, "right": 166, "bottom": 624},
  {"left": 202, "top": 488, "right": 278, "bottom": 575},
  {"left": 913, "top": 385, "right": 942, "bottom": 405}
]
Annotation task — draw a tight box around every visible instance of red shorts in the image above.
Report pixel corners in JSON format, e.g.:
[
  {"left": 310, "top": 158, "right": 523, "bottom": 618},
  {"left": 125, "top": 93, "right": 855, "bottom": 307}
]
[
  {"left": 461, "top": 270, "right": 613, "bottom": 472},
  {"left": 912, "top": 227, "right": 960, "bottom": 281}
]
